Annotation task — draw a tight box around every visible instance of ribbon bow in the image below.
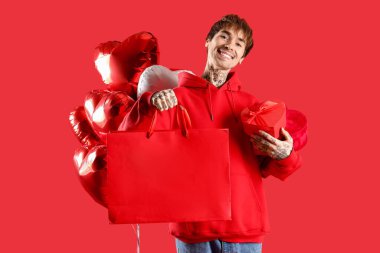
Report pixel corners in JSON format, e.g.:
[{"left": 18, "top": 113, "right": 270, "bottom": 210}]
[{"left": 247, "top": 101, "right": 279, "bottom": 126}]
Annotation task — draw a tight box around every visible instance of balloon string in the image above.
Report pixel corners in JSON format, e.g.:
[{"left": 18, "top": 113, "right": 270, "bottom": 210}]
[
  {"left": 131, "top": 224, "right": 140, "bottom": 253},
  {"left": 137, "top": 224, "right": 140, "bottom": 253}
]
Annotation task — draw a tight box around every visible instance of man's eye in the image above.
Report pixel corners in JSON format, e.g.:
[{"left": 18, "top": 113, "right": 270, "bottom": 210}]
[
  {"left": 236, "top": 43, "right": 242, "bottom": 47},
  {"left": 220, "top": 35, "right": 227, "bottom": 39}
]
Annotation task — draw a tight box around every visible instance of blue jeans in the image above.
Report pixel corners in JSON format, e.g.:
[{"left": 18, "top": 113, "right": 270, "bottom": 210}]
[{"left": 175, "top": 238, "right": 262, "bottom": 253}]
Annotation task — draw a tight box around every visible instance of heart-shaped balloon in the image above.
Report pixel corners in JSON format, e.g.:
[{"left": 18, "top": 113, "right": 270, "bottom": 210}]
[
  {"left": 94, "top": 41, "right": 141, "bottom": 99},
  {"left": 137, "top": 65, "right": 194, "bottom": 98},
  {"left": 84, "top": 89, "right": 135, "bottom": 142},
  {"left": 110, "top": 31, "right": 160, "bottom": 86},
  {"left": 83, "top": 89, "right": 109, "bottom": 118},
  {"left": 73, "top": 146, "right": 89, "bottom": 170},
  {"left": 69, "top": 106, "right": 102, "bottom": 148},
  {"left": 94, "top": 41, "right": 121, "bottom": 62},
  {"left": 94, "top": 41, "right": 126, "bottom": 86},
  {"left": 76, "top": 145, "right": 108, "bottom": 208}
]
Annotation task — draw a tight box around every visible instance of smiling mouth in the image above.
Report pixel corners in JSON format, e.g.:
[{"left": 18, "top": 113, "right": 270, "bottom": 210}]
[{"left": 217, "top": 48, "right": 235, "bottom": 60}]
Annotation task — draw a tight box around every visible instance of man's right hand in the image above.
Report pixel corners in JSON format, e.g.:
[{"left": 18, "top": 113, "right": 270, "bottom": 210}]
[{"left": 151, "top": 89, "right": 178, "bottom": 111}]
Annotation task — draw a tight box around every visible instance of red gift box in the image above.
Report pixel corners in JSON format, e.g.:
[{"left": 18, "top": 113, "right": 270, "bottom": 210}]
[
  {"left": 241, "top": 100, "right": 287, "bottom": 138},
  {"left": 241, "top": 100, "right": 287, "bottom": 156}
]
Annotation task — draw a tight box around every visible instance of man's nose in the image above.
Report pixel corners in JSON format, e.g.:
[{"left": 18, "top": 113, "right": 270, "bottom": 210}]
[
  {"left": 224, "top": 44, "right": 234, "bottom": 51},
  {"left": 224, "top": 41, "right": 232, "bottom": 49},
  {"left": 224, "top": 40, "right": 235, "bottom": 50}
]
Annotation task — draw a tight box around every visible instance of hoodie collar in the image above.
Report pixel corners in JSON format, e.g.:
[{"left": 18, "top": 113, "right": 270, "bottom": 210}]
[
  {"left": 178, "top": 71, "right": 242, "bottom": 91},
  {"left": 177, "top": 70, "right": 241, "bottom": 122}
]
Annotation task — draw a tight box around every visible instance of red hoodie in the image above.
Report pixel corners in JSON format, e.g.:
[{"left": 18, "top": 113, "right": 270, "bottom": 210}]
[{"left": 118, "top": 71, "right": 302, "bottom": 243}]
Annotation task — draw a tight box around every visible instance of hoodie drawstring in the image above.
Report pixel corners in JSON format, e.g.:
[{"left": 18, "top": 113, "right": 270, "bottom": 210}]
[
  {"left": 205, "top": 80, "right": 239, "bottom": 122},
  {"left": 207, "top": 83, "right": 214, "bottom": 121},
  {"left": 227, "top": 83, "right": 239, "bottom": 122}
]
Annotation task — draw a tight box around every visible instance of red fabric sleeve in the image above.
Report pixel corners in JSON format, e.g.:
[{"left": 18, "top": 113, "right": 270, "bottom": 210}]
[
  {"left": 142, "top": 91, "right": 155, "bottom": 106},
  {"left": 259, "top": 149, "right": 302, "bottom": 181}
]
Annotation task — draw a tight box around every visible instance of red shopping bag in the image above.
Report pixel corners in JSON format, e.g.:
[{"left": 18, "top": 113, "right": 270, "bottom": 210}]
[{"left": 106, "top": 105, "right": 231, "bottom": 224}]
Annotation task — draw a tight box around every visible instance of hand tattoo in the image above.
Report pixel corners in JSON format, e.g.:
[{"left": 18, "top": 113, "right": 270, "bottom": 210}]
[{"left": 251, "top": 129, "right": 293, "bottom": 160}]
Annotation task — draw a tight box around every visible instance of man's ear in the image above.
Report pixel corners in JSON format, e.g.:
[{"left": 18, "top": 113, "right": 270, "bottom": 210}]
[
  {"left": 205, "top": 39, "right": 209, "bottom": 47},
  {"left": 239, "top": 57, "right": 245, "bottom": 64}
]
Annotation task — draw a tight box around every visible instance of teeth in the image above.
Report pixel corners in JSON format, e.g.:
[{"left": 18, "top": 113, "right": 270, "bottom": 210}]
[
  {"left": 218, "top": 49, "right": 233, "bottom": 59},
  {"left": 222, "top": 52, "right": 232, "bottom": 59}
]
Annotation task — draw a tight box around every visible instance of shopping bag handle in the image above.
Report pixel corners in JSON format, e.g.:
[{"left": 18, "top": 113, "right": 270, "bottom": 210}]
[{"left": 147, "top": 104, "right": 192, "bottom": 139}]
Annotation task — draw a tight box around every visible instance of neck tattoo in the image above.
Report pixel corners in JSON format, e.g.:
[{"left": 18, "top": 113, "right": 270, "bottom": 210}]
[{"left": 202, "top": 65, "right": 228, "bottom": 87}]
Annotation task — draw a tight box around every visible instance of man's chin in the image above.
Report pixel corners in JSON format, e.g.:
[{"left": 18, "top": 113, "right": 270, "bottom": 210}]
[{"left": 215, "top": 63, "right": 236, "bottom": 71}]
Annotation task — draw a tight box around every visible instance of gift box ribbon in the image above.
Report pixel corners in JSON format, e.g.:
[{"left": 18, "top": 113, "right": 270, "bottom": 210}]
[{"left": 247, "top": 101, "right": 281, "bottom": 126}]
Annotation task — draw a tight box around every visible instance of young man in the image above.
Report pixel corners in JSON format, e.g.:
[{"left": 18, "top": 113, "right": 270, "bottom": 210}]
[{"left": 130, "top": 14, "right": 302, "bottom": 253}]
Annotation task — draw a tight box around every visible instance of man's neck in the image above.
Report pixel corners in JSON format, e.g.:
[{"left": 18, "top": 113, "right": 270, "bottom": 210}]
[{"left": 202, "top": 65, "right": 230, "bottom": 87}]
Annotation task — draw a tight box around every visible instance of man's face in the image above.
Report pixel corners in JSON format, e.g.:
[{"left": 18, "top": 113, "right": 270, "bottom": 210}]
[{"left": 205, "top": 27, "right": 247, "bottom": 70}]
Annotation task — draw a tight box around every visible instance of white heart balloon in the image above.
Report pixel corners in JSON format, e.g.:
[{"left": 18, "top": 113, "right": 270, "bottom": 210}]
[{"left": 137, "top": 65, "right": 194, "bottom": 98}]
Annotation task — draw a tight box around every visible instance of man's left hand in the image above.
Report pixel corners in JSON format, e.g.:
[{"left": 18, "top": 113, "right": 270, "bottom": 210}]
[{"left": 250, "top": 128, "right": 294, "bottom": 160}]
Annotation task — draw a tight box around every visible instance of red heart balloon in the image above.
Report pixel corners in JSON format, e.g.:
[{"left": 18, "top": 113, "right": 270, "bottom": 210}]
[
  {"left": 84, "top": 89, "right": 135, "bottom": 142},
  {"left": 110, "top": 31, "right": 160, "bottom": 85},
  {"left": 93, "top": 32, "right": 159, "bottom": 99},
  {"left": 76, "top": 145, "right": 108, "bottom": 208},
  {"left": 83, "top": 89, "right": 109, "bottom": 118},
  {"left": 73, "top": 146, "right": 88, "bottom": 170},
  {"left": 94, "top": 41, "right": 126, "bottom": 86},
  {"left": 68, "top": 106, "right": 102, "bottom": 148},
  {"left": 94, "top": 40, "right": 121, "bottom": 62}
]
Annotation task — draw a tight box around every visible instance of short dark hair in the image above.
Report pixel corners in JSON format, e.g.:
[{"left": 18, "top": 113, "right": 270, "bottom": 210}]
[{"left": 206, "top": 14, "right": 254, "bottom": 58}]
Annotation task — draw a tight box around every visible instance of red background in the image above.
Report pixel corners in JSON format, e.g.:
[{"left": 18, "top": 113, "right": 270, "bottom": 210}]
[{"left": 1, "top": 0, "right": 379, "bottom": 252}]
